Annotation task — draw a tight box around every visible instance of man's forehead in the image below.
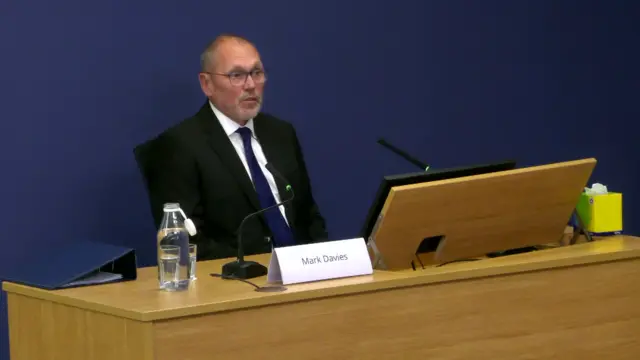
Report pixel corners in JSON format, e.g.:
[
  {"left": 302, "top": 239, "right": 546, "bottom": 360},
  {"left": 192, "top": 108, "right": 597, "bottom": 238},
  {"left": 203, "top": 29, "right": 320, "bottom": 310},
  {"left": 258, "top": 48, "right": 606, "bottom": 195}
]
[{"left": 216, "top": 41, "right": 261, "bottom": 69}]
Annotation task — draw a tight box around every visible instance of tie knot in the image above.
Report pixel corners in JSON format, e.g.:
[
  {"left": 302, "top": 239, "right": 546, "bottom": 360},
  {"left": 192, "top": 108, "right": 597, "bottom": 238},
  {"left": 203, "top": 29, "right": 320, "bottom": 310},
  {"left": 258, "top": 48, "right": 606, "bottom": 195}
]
[{"left": 236, "top": 127, "right": 252, "bottom": 140}]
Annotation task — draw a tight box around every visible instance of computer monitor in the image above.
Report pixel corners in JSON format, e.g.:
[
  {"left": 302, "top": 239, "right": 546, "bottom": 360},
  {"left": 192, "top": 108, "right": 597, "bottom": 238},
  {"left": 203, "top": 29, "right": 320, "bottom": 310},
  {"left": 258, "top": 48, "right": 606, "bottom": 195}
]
[{"left": 360, "top": 160, "right": 517, "bottom": 241}]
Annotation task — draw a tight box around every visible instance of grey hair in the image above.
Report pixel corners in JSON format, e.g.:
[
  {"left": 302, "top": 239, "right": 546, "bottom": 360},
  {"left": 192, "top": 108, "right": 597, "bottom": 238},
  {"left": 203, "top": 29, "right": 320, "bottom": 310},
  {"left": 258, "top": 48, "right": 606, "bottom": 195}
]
[
  {"left": 199, "top": 34, "right": 255, "bottom": 73},
  {"left": 200, "top": 50, "right": 212, "bottom": 72}
]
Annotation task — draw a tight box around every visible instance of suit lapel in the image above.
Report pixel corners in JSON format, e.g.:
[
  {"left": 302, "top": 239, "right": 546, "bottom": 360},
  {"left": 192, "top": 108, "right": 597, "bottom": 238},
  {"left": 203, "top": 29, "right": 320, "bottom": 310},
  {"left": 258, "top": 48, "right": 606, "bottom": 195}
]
[
  {"left": 196, "top": 104, "right": 261, "bottom": 211},
  {"left": 254, "top": 115, "right": 296, "bottom": 227}
]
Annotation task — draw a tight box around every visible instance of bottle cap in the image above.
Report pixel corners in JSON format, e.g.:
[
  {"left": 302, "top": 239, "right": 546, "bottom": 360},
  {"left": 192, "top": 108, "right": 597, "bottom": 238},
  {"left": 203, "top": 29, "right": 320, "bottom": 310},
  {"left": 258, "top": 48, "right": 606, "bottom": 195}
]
[{"left": 163, "top": 203, "right": 180, "bottom": 212}]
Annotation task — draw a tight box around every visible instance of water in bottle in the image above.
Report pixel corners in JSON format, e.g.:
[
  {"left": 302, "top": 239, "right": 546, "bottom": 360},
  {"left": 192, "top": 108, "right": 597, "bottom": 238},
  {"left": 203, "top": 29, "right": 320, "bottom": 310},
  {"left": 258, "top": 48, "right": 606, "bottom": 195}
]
[{"left": 157, "top": 203, "right": 190, "bottom": 291}]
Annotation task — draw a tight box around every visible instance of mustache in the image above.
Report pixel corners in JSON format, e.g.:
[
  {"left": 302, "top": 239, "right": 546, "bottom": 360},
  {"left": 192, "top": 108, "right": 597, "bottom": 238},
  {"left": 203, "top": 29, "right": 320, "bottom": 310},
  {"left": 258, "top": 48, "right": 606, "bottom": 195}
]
[{"left": 240, "top": 94, "right": 261, "bottom": 102}]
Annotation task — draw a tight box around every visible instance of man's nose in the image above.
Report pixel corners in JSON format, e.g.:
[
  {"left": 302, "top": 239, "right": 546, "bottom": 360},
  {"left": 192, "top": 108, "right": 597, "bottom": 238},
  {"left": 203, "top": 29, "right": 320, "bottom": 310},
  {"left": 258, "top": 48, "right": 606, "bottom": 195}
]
[{"left": 243, "top": 74, "right": 256, "bottom": 89}]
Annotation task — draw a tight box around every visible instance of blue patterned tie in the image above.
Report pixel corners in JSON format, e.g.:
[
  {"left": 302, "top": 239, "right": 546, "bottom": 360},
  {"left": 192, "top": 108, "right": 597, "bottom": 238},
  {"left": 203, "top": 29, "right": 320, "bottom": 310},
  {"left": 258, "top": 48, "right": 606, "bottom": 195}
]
[{"left": 236, "top": 127, "right": 296, "bottom": 247}]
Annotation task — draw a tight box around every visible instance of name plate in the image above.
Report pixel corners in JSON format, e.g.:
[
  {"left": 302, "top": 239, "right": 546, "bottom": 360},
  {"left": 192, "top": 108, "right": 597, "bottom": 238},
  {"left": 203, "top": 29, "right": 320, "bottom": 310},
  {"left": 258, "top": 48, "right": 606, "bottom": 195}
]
[{"left": 267, "top": 238, "right": 373, "bottom": 285}]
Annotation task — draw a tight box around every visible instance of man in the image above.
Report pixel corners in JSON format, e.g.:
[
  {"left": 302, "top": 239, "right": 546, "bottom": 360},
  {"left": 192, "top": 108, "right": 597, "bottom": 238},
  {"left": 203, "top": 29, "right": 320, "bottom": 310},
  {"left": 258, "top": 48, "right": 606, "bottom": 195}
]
[{"left": 136, "top": 34, "right": 328, "bottom": 261}]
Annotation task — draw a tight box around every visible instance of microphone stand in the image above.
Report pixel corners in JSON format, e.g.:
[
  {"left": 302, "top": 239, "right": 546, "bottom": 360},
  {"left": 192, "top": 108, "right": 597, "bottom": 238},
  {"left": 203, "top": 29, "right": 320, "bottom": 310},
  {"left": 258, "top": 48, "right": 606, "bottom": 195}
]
[{"left": 221, "top": 163, "right": 295, "bottom": 279}]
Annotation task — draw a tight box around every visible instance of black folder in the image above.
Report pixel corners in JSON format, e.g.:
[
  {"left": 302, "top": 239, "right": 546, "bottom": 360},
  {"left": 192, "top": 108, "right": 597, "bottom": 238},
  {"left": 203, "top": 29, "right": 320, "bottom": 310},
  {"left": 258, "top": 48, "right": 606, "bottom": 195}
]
[{"left": 0, "top": 240, "right": 137, "bottom": 290}]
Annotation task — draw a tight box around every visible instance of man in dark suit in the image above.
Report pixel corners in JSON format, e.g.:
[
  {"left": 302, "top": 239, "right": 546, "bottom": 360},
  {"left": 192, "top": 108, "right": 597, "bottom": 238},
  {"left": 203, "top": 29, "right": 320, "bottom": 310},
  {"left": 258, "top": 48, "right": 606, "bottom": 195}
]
[{"left": 136, "top": 34, "right": 328, "bottom": 261}]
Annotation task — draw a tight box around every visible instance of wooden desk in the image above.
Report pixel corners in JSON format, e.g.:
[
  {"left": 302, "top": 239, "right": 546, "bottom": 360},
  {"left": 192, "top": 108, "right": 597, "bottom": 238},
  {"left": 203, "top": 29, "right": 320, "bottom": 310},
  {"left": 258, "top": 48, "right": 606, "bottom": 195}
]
[{"left": 4, "top": 236, "right": 640, "bottom": 360}]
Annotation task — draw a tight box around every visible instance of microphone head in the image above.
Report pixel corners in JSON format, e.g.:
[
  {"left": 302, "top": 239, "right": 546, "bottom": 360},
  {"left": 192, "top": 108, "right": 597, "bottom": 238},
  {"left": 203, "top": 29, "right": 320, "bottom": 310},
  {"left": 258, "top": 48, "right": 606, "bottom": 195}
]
[{"left": 265, "top": 163, "right": 295, "bottom": 199}]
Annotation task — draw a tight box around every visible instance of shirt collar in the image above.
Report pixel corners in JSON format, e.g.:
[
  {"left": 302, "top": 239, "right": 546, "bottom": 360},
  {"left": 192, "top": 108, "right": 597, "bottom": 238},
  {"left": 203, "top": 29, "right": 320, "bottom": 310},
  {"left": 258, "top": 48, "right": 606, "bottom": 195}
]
[{"left": 209, "top": 101, "right": 255, "bottom": 137}]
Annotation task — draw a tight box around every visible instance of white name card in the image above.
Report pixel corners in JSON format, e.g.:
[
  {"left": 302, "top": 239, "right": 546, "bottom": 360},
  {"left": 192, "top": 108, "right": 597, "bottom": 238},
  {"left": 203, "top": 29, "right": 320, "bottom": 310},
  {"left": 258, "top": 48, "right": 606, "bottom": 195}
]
[{"left": 267, "top": 238, "right": 373, "bottom": 285}]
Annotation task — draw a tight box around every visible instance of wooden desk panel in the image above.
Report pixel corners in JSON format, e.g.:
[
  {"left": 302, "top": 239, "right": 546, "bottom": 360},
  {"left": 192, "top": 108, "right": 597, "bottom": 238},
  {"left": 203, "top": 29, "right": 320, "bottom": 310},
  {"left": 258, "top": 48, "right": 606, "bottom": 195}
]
[
  {"left": 3, "top": 236, "right": 640, "bottom": 360},
  {"left": 7, "top": 293, "right": 153, "bottom": 360},
  {"left": 153, "top": 258, "right": 640, "bottom": 360}
]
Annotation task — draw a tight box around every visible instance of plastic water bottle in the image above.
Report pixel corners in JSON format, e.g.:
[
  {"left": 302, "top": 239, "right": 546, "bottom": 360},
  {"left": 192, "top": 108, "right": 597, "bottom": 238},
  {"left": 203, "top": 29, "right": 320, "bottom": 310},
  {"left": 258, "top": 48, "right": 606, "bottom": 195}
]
[{"left": 157, "top": 203, "right": 192, "bottom": 291}]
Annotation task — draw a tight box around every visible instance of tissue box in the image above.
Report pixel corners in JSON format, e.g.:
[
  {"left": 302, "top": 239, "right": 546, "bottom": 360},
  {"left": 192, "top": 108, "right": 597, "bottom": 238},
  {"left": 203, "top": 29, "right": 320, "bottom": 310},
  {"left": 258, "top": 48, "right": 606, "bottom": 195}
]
[{"left": 575, "top": 192, "right": 623, "bottom": 235}]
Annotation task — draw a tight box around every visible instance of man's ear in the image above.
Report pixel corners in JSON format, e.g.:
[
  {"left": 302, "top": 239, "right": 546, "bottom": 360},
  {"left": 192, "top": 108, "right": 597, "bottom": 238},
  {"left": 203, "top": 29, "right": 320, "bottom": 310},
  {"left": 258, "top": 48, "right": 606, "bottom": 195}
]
[{"left": 198, "top": 73, "right": 214, "bottom": 97}]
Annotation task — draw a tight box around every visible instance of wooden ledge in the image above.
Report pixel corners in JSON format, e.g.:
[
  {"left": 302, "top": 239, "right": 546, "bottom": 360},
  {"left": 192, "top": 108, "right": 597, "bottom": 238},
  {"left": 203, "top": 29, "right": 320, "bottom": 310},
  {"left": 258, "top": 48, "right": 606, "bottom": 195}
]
[{"left": 3, "top": 235, "right": 640, "bottom": 322}]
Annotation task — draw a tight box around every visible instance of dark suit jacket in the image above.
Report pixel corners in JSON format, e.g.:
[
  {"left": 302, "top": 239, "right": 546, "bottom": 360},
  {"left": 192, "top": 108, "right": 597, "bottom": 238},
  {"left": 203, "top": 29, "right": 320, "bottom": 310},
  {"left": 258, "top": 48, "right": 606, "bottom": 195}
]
[{"left": 134, "top": 101, "right": 328, "bottom": 261}]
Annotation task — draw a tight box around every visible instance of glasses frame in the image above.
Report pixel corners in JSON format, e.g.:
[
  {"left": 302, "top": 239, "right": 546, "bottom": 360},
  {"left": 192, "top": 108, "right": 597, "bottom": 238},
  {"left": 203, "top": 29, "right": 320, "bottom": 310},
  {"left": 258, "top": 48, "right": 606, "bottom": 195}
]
[{"left": 203, "top": 68, "right": 267, "bottom": 87}]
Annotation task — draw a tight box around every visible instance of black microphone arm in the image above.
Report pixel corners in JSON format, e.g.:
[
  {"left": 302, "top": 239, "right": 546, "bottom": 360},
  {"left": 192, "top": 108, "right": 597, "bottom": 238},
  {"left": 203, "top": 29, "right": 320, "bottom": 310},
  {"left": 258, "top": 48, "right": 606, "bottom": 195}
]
[
  {"left": 221, "top": 163, "right": 295, "bottom": 279},
  {"left": 377, "top": 138, "right": 430, "bottom": 171}
]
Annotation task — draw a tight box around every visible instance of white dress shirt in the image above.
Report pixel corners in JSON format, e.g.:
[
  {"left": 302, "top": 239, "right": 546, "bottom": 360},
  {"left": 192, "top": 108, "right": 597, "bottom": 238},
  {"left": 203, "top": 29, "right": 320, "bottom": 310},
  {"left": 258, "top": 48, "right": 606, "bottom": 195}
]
[{"left": 209, "top": 102, "right": 289, "bottom": 224}]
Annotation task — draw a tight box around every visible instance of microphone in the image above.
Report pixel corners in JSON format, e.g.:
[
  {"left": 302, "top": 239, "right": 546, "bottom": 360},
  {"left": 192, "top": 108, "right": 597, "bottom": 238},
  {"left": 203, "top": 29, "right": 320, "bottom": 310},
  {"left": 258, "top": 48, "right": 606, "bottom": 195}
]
[
  {"left": 221, "top": 163, "right": 295, "bottom": 279},
  {"left": 377, "top": 138, "right": 430, "bottom": 171},
  {"left": 265, "top": 163, "right": 294, "bottom": 194}
]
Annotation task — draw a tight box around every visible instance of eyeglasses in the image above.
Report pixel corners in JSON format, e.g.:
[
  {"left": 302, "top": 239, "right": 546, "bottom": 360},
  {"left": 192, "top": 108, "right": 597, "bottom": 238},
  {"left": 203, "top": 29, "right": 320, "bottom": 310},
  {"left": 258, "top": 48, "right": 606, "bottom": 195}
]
[{"left": 205, "top": 69, "right": 267, "bottom": 87}]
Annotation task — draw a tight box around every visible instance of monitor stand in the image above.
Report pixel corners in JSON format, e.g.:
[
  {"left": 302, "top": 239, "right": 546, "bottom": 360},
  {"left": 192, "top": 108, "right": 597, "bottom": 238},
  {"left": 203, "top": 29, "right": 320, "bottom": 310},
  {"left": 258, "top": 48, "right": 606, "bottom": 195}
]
[{"left": 410, "top": 207, "right": 592, "bottom": 268}]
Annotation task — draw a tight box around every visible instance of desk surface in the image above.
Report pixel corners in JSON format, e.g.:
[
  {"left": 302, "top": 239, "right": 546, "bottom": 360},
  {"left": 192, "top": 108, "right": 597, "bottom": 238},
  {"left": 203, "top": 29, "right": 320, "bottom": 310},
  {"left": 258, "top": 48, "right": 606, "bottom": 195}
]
[{"left": 3, "top": 235, "right": 640, "bottom": 322}]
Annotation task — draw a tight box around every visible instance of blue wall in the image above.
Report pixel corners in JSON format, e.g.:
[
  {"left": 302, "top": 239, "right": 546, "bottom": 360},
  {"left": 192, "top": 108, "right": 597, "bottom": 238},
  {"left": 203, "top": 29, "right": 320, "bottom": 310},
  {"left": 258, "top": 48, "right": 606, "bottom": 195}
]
[{"left": 1, "top": 1, "right": 638, "bottom": 358}]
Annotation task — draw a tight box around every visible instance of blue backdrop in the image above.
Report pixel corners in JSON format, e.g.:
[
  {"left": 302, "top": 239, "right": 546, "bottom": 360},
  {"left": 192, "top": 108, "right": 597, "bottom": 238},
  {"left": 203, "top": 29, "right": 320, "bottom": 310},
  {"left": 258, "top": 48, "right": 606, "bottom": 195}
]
[{"left": 1, "top": 1, "right": 638, "bottom": 358}]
